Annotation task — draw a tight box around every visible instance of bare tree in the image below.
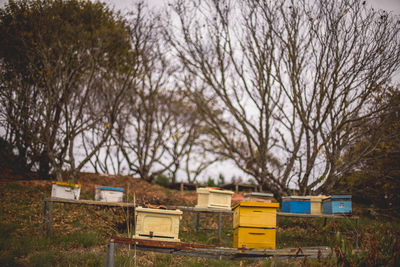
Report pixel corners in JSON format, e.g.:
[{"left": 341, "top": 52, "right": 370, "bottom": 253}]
[
  {"left": 85, "top": 2, "right": 210, "bottom": 183},
  {"left": 166, "top": 0, "right": 400, "bottom": 198},
  {"left": 163, "top": 90, "right": 224, "bottom": 184}
]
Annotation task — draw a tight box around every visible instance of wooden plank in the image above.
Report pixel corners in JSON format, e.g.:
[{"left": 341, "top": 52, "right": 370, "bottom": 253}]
[
  {"left": 44, "top": 197, "right": 136, "bottom": 208},
  {"left": 43, "top": 201, "right": 357, "bottom": 219},
  {"left": 277, "top": 212, "right": 359, "bottom": 219},
  {"left": 168, "top": 206, "right": 358, "bottom": 218},
  {"left": 167, "top": 205, "right": 233, "bottom": 214},
  {"left": 111, "top": 236, "right": 332, "bottom": 260}
]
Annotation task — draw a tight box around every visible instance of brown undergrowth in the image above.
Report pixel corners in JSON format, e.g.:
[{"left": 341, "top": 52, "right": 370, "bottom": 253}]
[{"left": 1, "top": 167, "right": 399, "bottom": 266}]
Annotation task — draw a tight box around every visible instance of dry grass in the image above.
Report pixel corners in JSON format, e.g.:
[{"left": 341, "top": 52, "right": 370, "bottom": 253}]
[{"left": 0, "top": 168, "right": 399, "bottom": 266}]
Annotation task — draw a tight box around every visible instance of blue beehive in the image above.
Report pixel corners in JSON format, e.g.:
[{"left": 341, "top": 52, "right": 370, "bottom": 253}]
[
  {"left": 322, "top": 195, "right": 352, "bottom": 214},
  {"left": 281, "top": 196, "right": 311, "bottom": 214}
]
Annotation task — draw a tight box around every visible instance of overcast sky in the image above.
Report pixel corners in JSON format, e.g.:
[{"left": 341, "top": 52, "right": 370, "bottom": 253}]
[
  {"left": 109, "top": 0, "right": 400, "bottom": 14},
  {"left": 0, "top": 0, "right": 400, "bottom": 14},
  {"left": 369, "top": 0, "right": 400, "bottom": 14}
]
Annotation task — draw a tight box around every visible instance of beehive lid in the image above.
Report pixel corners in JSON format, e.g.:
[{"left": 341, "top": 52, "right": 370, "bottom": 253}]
[
  {"left": 52, "top": 181, "right": 81, "bottom": 188},
  {"left": 196, "top": 187, "right": 234, "bottom": 195},
  {"left": 282, "top": 196, "right": 310, "bottom": 201},
  {"left": 98, "top": 186, "right": 124, "bottom": 192},
  {"left": 323, "top": 195, "right": 352, "bottom": 201},
  {"left": 232, "top": 201, "right": 279, "bottom": 210},
  {"left": 310, "top": 195, "right": 330, "bottom": 201},
  {"left": 136, "top": 206, "right": 183, "bottom": 215},
  {"left": 243, "top": 192, "right": 273, "bottom": 197}
]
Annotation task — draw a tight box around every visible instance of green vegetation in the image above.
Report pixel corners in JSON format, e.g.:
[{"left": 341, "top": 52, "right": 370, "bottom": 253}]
[
  {"left": 154, "top": 174, "right": 172, "bottom": 187},
  {"left": 0, "top": 0, "right": 133, "bottom": 181},
  {"left": 58, "top": 231, "right": 100, "bottom": 248},
  {"left": 341, "top": 91, "right": 400, "bottom": 216},
  {"left": 206, "top": 177, "right": 217, "bottom": 187}
]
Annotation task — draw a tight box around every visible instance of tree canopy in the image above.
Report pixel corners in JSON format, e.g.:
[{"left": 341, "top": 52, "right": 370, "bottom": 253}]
[
  {"left": 0, "top": 0, "right": 134, "bottom": 181},
  {"left": 342, "top": 89, "right": 400, "bottom": 215}
]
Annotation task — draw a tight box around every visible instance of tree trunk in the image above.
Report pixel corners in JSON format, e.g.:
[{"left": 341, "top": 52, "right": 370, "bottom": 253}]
[
  {"left": 55, "top": 171, "right": 63, "bottom": 182},
  {"left": 38, "top": 151, "right": 50, "bottom": 180}
]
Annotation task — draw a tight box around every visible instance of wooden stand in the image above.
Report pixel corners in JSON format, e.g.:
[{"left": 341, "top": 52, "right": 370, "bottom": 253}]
[
  {"left": 105, "top": 236, "right": 333, "bottom": 266},
  {"left": 41, "top": 197, "right": 136, "bottom": 237}
]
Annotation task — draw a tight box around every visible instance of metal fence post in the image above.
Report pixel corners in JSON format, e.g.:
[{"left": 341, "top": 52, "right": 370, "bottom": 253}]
[
  {"left": 196, "top": 212, "right": 200, "bottom": 232},
  {"left": 106, "top": 239, "right": 115, "bottom": 267},
  {"left": 41, "top": 199, "right": 47, "bottom": 235},
  {"left": 355, "top": 217, "right": 359, "bottom": 249},
  {"left": 218, "top": 212, "right": 222, "bottom": 242},
  {"left": 47, "top": 201, "right": 53, "bottom": 237}
]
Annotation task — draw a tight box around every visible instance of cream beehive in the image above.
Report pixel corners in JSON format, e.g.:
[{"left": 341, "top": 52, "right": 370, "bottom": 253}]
[
  {"left": 134, "top": 207, "right": 182, "bottom": 242},
  {"left": 195, "top": 187, "right": 234, "bottom": 210},
  {"left": 310, "top": 195, "right": 330, "bottom": 215}
]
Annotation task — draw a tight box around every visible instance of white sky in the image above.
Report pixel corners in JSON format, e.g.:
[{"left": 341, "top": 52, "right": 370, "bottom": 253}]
[
  {"left": 368, "top": 0, "right": 400, "bottom": 14},
  {"left": 105, "top": 0, "right": 400, "bottom": 14},
  {"left": 0, "top": 0, "right": 399, "bottom": 14}
]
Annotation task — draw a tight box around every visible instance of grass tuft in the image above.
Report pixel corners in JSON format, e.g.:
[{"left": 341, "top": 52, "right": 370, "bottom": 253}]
[
  {"left": 58, "top": 231, "right": 99, "bottom": 248},
  {"left": 29, "top": 251, "right": 58, "bottom": 267}
]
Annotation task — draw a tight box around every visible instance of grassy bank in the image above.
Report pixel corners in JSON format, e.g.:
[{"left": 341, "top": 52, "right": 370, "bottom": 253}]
[{"left": 0, "top": 180, "right": 399, "bottom": 266}]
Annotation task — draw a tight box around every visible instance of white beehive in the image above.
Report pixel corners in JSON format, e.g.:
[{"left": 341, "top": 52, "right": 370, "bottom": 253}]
[
  {"left": 134, "top": 207, "right": 182, "bottom": 242},
  {"left": 95, "top": 186, "right": 124, "bottom": 202},
  {"left": 195, "top": 187, "right": 234, "bottom": 210},
  {"left": 51, "top": 182, "right": 81, "bottom": 200}
]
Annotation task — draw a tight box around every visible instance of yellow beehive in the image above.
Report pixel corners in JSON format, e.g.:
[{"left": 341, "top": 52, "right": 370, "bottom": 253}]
[
  {"left": 232, "top": 201, "right": 279, "bottom": 249},
  {"left": 195, "top": 187, "right": 234, "bottom": 210},
  {"left": 232, "top": 202, "right": 279, "bottom": 229},
  {"left": 134, "top": 207, "right": 182, "bottom": 242},
  {"left": 310, "top": 195, "right": 330, "bottom": 215},
  {"left": 233, "top": 227, "right": 276, "bottom": 249}
]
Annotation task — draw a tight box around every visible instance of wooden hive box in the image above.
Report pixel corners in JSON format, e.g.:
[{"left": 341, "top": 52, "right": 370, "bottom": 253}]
[
  {"left": 322, "top": 195, "right": 352, "bottom": 214},
  {"left": 195, "top": 187, "right": 234, "bottom": 210},
  {"left": 134, "top": 207, "right": 182, "bottom": 242},
  {"left": 232, "top": 201, "right": 279, "bottom": 249},
  {"left": 95, "top": 186, "right": 124, "bottom": 202},
  {"left": 281, "top": 196, "right": 311, "bottom": 214},
  {"left": 51, "top": 181, "right": 81, "bottom": 200},
  {"left": 233, "top": 227, "right": 276, "bottom": 249},
  {"left": 232, "top": 202, "right": 279, "bottom": 229},
  {"left": 243, "top": 192, "right": 274, "bottom": 203},
  {"left": 310, "top": 195, "right": 330, "bottom": 215}
]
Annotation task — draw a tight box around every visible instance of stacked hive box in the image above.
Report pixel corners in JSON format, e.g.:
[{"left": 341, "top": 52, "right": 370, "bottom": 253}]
[
  {"left": 232, "top": 202, "right": 279, "bottom": 249},
  {"left": 195, "top": 187, "right": 234, "bottom": 210},
  {"left": 243, "top": 192, "right": 274, "bottom": 203},
  {"left": 133, "top": 207, "right": 183, "bottom": 242},
  {"left": 281, "top": 196, "right": 311, "bottom": 214},
  {"left": 310, "top": 195, "right": 330, "bottom": 215},
  {"left": 322, "top": 195, "right": 352, "bottom": 214}
]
